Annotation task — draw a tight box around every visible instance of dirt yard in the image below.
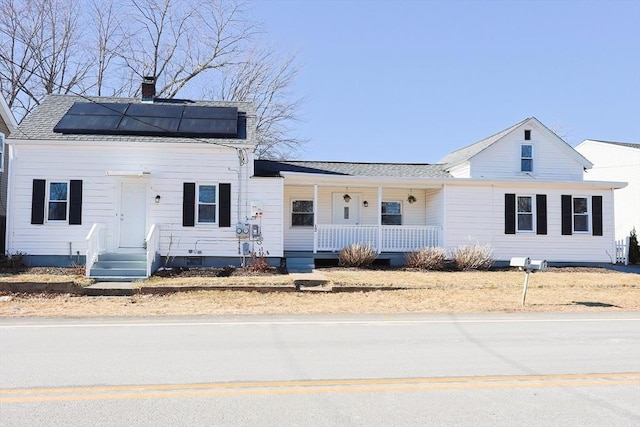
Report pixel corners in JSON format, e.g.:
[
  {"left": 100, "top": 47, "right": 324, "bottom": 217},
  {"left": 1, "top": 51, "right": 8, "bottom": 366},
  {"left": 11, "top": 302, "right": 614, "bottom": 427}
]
[{"left": 0, "top": 267, "right": 638, "bottom": 317}]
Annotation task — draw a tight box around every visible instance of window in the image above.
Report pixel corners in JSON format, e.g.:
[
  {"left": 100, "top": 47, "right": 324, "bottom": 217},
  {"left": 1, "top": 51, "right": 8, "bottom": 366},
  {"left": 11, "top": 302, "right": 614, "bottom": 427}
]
[
  {"left": 47, "top": 182, "right": 68, "bottom": 221},
  {"left": 197, "top": 184, "right": 217, "bottom": 223},
  {"left": 521, "top": 144, "right": 533, "bottom": 172},
  {"left": 292, "top": 200, "right": 314, "bottom": 226},
  {"left": 381, "top": 201, "right": 402, "bottom": 225},
  {"left": 524, "top": 129, "right": 531, "bottom": 140},
  {"left": 573, "top": 197, "right": 589, "bottom": 232},
  {"left": 516, "top": 196, "right": 533, "bottom": 232}
]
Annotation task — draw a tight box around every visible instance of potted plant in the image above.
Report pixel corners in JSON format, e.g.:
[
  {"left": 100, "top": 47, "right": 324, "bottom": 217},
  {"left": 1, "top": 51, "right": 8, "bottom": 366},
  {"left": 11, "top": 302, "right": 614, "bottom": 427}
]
[{"left": 407, "top": 194, "right": 417, "bottom": 204}]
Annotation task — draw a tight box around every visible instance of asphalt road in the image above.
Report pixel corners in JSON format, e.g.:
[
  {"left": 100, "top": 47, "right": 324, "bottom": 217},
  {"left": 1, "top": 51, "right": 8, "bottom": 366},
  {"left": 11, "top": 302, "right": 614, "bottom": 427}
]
[{"left": 1, "top": 312, "right": 638, "bottom": 426}]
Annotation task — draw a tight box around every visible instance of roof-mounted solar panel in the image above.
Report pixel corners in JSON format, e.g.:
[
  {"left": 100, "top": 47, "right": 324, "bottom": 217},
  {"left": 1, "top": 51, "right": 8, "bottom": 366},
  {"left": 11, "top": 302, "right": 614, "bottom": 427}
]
[{"left": 54, "top": 102, "right": 240, "bottom": 139}]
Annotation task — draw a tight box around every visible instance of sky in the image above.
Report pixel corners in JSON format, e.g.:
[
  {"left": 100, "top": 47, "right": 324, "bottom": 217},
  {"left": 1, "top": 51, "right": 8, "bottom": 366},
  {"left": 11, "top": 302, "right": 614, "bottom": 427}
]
[{"left": 249, "top": 0, "right": 640, "bottom": 163}]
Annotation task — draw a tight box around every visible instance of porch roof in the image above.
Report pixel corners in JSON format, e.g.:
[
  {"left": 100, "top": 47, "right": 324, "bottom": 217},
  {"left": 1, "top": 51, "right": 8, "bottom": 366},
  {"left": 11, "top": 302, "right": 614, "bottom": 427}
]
[{"left": 254, "top": 160, "right": 451, "bottom": 178}]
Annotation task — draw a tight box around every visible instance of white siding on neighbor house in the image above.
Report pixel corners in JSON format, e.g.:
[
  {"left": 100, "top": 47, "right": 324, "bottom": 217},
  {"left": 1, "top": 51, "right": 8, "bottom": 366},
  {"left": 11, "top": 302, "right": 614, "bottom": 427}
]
[
  {"left": 470, "top": 122, "right": 585, "bottom": 181},
  {"left": 442, "top": 184, "right": 616, "bottom": 263},
  {"left": 576, "top": 141, "right": 640, "bottom": 239},
  {"left": 283, "top": 185, "right": 438, "bottom": 251},
  {"left": 7, "top": 141, "right": 274, "bottom": 258}
]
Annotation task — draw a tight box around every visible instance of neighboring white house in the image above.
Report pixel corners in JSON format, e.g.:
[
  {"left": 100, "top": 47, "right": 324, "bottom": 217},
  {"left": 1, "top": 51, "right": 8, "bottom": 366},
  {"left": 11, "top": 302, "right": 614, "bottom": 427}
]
[
  {"left": 6, "top": 90, "right": 626, "bottom": 278},
  {"left": 575, "top": 140, "right": 640, "bottom": 240},
  {"left": 0, "top": 96, "right": 19, "bottom": 254}
]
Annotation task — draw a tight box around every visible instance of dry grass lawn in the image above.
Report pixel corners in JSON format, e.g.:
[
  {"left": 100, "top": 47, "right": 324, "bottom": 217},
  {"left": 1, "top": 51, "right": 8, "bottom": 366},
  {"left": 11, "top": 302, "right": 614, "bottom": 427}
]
[{"left": 1, "top": 268, "right": 638, "bottom": 317}]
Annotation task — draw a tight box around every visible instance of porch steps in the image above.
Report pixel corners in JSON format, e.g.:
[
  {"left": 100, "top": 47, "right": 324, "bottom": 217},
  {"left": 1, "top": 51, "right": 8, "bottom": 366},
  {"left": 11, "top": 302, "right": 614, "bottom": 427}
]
[
  {"left": 89, "top": 253, "right": 147, "bottom": 281},
  {"left": 286, "top": 257, "right": 315, "bottom": 273}
]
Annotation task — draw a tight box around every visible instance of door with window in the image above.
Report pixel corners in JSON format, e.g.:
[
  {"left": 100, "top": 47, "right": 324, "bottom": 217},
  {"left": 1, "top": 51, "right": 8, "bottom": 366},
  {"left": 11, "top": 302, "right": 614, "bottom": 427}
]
[
  {"left": 332, "top": 193, "right": 360, "bottom": 224},
  {"left": 119, "top": 182, "right": 147, "bottom": 248}
]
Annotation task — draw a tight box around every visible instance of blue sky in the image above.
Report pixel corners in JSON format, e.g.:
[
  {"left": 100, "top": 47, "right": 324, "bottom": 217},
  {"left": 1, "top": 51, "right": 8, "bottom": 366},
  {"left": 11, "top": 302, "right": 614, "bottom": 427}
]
[{"left": 250, "top": 0, "right": 640, "bottom": 162}]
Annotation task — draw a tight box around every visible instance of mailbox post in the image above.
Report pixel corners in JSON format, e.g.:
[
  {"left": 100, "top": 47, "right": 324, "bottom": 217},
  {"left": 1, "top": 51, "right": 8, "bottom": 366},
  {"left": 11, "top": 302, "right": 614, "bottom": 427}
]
[{"left": 510, "top": 257, "right": 547, "bottom": 306}]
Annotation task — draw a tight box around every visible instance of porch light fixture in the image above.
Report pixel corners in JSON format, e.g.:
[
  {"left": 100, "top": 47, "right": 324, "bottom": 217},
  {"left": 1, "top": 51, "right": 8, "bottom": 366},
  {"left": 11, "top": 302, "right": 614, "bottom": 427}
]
[
  {"left": 363, "top": 201, "right": 368, "bottom": 207},
  {"left": 343, "top": 193, "right": 351, "bottom": 203},
  {"left": 155, "top": 195, "right": 161, "bottom": 204}
]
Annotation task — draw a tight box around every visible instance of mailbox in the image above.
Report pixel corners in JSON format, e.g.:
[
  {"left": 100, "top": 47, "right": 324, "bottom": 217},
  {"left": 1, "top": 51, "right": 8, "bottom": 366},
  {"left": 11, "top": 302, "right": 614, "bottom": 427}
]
[
  {"left": 510, "top": 257, "right": 531, "bottom": 269},
  {"left": 529, "top": 260, "right": 548, "bottom": 271}
]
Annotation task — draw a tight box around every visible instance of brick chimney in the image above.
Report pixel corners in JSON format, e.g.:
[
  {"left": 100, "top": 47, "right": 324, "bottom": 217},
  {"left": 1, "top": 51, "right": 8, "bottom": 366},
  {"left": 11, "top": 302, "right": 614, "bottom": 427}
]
[{"left": 141, "top": 76, "right": 155, "bottom": 103}]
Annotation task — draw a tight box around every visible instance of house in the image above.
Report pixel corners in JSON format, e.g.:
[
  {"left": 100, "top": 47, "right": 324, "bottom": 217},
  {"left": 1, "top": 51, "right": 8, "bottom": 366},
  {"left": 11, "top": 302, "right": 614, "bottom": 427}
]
[
  {"left": 6, "top": 87, "right": 626, "bottom": 278},
  {"left": 255, "top": 117, "right": 625, "bottom": 268},
  {"left": 0, "top": 96, "right": 19, "bottom": 254},
  {"left": 6, "top": 81, "right": 283, "bottom": 279},
  {"left": 575, "top": 140, "right": 640, "bottom": 240}
]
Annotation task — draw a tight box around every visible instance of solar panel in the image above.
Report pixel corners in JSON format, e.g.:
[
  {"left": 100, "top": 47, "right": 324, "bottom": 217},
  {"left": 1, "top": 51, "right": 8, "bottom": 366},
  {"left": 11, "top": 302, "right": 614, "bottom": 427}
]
[{"left": 54, "top": 102, "right": 241, "bottom": 139}]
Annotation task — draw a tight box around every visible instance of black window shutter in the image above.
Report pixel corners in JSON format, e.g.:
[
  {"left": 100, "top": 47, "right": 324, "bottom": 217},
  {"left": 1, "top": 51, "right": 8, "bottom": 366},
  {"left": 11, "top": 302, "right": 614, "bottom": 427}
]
[
  {"left": 504, "top": 193, "right": 516, "bottom": 234},
  {"left": 31, "top": 179, "right": 46, "bottom": 225},
  {"left": 536, "top": 194, "right": 547, "bottom": 235},
  {"left": 183, "top": 183, "right": 195, "bottom": 227},
  {"left": 69, "top": 180, "right": 83, "bottom": 225},
  {"left": 592, "top": 196, "right": 603, "bottom": 236},
  {"left": 561, "top": 195, "right": 572, "bottom": 235},
  {"left": 219, "top": 183, "right": 231, "bottom": 227}
]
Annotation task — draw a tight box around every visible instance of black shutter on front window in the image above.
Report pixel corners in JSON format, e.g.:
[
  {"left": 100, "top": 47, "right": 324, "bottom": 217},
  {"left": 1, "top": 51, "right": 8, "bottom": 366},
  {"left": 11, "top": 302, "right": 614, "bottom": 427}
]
[
  {"left": 592, "top": 196, "right": 603, "bottom": 236},
  {"left": 536, "top": 194, "right": 547, "bottom": 235},
  {"left": 69, "top": 180, "right": 83, "bottom": 225},
  {"left": 183, "top": 183, "right": 195, "bottom": 227},
  {"left": 561, "top": 195, "right": 572, "bottom": 235},
  {"left": 31, "top": 179, "right": 46, "bottom": 225},
  {"left": 219, "top": 183, "right": 231, "bottom": 227},
  {"left": 505, "top": 193, "right": 516, "bottom": 234}
]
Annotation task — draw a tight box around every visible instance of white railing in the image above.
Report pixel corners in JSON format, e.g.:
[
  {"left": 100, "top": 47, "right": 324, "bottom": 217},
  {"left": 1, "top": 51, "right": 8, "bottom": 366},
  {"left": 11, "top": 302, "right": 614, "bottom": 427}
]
[
  {"left": 615, "top": 237, "right": 630, "bottom": 265},
  {"left": 145, "top": 224, "right": 160, "bottom": 276},
  {"left": 85, "top": 223, "right": 106, "bottom": 277},
  {"left": 315, "top": 224, "right": 441, "bottom": 253}
]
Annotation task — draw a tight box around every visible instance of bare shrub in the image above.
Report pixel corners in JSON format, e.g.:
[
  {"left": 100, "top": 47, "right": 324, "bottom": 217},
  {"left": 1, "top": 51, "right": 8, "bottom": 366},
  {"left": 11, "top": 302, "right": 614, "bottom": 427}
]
[
  {"left": 451, "top": 244, "right": 494, "bottom": 270},
  {"left": 338, "top": 244, "right": 377, "bottom": 268},
  {"left": 244, "top": 248, "right": 272, "bottom": 273},
  {"left": 405, "top": 247, "right": 447, "bottom": 270}
]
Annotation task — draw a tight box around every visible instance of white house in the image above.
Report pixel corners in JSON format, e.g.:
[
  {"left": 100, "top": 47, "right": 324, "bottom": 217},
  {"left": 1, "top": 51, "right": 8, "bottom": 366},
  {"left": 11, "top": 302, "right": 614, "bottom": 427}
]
[
  {"left": 6, "top": 88, "right": 626, "bottom": 278},
  {"left": 6, "top": 84, "right": 283, "bottom": 279},
  {"left": 575, "top": 140, "right": 640, "bottom": 240},
  {"left": 255, "top": 117, "right": 625, "bottom": 269}
]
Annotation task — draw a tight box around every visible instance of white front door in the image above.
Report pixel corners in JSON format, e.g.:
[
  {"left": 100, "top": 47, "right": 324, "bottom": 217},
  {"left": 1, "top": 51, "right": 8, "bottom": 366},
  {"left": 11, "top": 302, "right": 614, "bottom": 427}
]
[
  {"left": 332, "top": 193, "right": 360, "bottom": 224},
  {"left": 119, "top": 182, "right": 147, "bottom": 248}
]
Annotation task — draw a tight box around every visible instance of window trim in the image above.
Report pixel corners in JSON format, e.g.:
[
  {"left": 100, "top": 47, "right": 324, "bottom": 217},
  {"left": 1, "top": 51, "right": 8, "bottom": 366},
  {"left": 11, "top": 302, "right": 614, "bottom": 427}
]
[
  {"left": 520, "top": 143, "right": 534, "bottom": 173},
  {"left": 516, "top": 195, "right": 535, "bottom": 233},
  {"left": 381, "top": 200, "right": 402, "bottom": 225},
  {"left": 46, "top": 180, "right": 69, "bottom": 223},
  {"left": 196, "top": 183, "right": 218, "bottom": 225},
  {"left": 291, "top": 199, "right": 314, "bottom": 227}
]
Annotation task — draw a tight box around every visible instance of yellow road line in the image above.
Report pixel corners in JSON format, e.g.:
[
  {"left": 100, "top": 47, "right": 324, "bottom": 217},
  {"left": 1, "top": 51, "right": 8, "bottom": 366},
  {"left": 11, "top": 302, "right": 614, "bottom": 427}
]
[{"left": 2, "top": 373, "right": 638, "bottom": 404}]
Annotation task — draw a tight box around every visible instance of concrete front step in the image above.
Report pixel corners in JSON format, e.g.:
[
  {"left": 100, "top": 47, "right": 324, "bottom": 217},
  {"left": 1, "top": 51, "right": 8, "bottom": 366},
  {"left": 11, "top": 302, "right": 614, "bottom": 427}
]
[{"left": 89, "top": 252, "right": 148, "bottom": 279}]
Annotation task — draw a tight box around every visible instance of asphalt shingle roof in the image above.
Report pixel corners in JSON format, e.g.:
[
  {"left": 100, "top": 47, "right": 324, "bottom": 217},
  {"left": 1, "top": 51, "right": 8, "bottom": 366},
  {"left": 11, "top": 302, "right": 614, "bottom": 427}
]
[{"left": 254, "top": 160, "right": 451, "bottom": 178}]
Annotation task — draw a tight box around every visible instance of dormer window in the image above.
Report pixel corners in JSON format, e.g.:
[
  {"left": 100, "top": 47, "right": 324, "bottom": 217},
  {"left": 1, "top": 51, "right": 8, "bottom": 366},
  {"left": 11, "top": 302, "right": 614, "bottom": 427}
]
[
  {"left": 524, "top": 129, "right": 531, "bottom": 140},
  {"left": 521, "top": 144, "right": 533, "bottom": 172}
]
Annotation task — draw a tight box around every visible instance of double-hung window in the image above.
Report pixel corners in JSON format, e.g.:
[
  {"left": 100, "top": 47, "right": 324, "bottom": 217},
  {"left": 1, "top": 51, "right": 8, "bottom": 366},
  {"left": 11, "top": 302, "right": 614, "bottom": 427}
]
[
  {"left": 521, "top": 144, "right": 533, "bottom": 172},
  {"left": 292, "top": 200, "right": 314, "bottom": 226},
  {"left": 197, "top": 184, "right": 217, "bottom": 223},
  {"left": 516, "top": 196, "right": 533, "bottom": 232},
  {"left": 572, "top": 197, "right": 589, "bottom": 232},
  {"left": 47, "top": 181, "right": 68, "bottom": 221},
  {"left": 381, "top": 201, "right": 402, "bottom": 225}
]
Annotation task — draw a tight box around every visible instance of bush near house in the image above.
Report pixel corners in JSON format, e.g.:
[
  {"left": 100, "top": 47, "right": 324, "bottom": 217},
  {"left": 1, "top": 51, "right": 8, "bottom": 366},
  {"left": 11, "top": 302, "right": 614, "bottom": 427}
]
[
  {"left": 451, "top": 244, "right": 494, "bottom": 270},
  {"left": 629, "top": 228, "right": 640, "bottom": 265},
  {"left": 405, "top": 247, "right": 448, "bottom": 270},
  {"left": 339, "top": 244, "right": 377, "bottom": 268}
]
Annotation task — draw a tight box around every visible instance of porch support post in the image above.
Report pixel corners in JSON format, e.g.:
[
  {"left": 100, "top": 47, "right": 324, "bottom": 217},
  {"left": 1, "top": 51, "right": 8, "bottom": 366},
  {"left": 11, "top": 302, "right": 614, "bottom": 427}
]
[
  {"left": 313, "top": 184, "right": 318, "bottom": 254},
  {"left": 377, "top": 186, "right": 382, "bottom": 253}
]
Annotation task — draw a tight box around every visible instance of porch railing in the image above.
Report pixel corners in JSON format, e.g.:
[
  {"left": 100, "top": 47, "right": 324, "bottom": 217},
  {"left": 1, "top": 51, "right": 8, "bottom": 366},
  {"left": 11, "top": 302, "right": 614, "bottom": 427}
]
[
  {"left": 315, "top": 225, "right": 441, "bottom": 253},
  {"left": 145, "top": 224, "right": 160, "bottom": 276},
  {"left": 85, "top": 223, "right": 106, "bottom": 277}
]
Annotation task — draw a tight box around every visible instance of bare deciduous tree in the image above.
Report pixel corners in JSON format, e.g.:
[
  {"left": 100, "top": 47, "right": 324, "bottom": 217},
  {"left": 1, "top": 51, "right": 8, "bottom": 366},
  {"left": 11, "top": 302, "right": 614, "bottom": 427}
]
[{"left": 216, "top": 48, "right": 306, "bottom": 159}]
